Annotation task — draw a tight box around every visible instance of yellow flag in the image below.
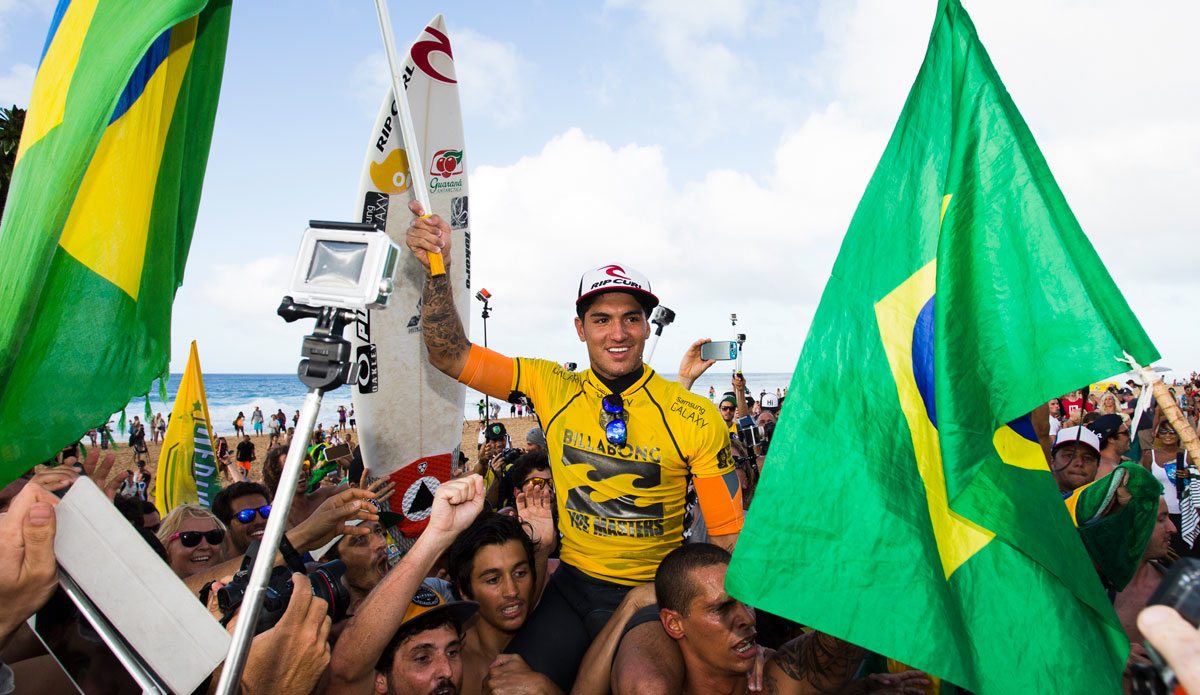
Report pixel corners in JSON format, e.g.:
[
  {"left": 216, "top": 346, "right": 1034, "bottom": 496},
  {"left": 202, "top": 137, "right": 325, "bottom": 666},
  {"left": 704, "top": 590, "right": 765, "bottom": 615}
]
[{"left": 155, "top": 341, "right": 219, "bottom": 516}]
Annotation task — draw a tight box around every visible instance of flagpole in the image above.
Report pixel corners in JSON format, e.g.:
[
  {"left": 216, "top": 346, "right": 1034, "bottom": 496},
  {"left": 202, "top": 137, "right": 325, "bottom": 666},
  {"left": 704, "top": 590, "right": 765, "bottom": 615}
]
[{"left": 372, "top": 0, "right": 446, "bottom": 277}]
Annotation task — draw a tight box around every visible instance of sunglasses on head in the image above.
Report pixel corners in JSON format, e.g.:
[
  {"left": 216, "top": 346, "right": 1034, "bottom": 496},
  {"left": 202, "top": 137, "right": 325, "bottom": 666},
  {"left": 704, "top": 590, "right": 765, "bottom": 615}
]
[
  {"left": 524, "top": 476, "right": 551, "bottom": 489},
  {"left": 169, "top": 529, "right": 225, "bottom": 548},
  {"left": 233, "top": 505, "right": 271, "bottom": 524},
  {"left": 599, "top": 394, "right": 628, "bottom": 446}
]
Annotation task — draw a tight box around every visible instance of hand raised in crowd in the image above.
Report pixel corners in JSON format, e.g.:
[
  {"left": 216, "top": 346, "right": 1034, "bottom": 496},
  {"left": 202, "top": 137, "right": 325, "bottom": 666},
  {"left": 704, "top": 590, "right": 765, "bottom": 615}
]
[
  {"left": 242, "top": 573, "right": 332, "bottom": 695},
  {"left": 206, "top": 573, "right": 332, "bottom": 695},
  {"left": 28, "top": 465, "right": 79, "bottom": 494},
  {"left": 426, "top": 474, "right": 486, "bottom": 542},
  {"left": 366, "top": 477, "right": 396, "bottom": 505},
  {"left": 0, "top": 482, "right": 59, "bottom": 645},
  {"left": 483, "top": 653, "right": 562, "bottom": 695},
  {"left": 677, "top": 339, "right": 717, "bottom": 390},
  {"left": 515, "top": 484, "right": 556, "bottom": 553},
  {"left": 405, "top": 199, "right": 452, "bottom": 271},
  {"left": 732, "top": 372, "right": 746, "bottom": 393},
  {"left": 71, "top": 448, "right": 124, "bottom": 500},
  {"left": 1138, "top": 605, "right": 1200, "bottom": 694},
  {"left": 291, "top": 487, "right": 379, "bottom": 553}
]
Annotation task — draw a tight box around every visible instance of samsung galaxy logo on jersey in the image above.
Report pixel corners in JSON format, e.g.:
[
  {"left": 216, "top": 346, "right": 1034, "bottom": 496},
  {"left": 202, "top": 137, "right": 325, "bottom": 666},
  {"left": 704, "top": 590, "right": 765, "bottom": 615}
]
[
  {"left": 669, "top": 398, "right": 708, "bottom": 429},
  {"left": 563, "top": 428, "right": 660, "bottom": 463}
]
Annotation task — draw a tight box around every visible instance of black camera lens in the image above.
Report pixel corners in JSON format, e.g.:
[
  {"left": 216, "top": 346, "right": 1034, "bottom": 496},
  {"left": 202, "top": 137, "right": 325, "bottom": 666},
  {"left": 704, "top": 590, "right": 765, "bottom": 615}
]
[{"left": 309, "top": 560, "right": 351, "bottom": 624}]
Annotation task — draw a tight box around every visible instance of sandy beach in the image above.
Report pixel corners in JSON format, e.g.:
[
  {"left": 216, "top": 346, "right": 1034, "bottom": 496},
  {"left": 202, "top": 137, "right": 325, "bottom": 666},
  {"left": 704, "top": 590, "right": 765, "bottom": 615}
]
[{"left": 75, "top": 416, "right": 542, "bottom": 495}]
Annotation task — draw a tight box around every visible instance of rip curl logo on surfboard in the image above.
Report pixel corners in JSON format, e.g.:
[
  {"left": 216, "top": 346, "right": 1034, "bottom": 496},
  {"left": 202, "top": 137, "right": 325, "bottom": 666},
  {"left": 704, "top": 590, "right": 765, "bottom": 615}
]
[{"left": 412, "top": 26, "right": 456, "bottom": 84}]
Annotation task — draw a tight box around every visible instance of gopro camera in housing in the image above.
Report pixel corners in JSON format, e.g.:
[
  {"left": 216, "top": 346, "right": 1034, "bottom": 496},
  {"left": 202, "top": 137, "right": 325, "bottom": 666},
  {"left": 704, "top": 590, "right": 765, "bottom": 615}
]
[{"left": 287, "top": 221, "right": 401, "bottom": 311}]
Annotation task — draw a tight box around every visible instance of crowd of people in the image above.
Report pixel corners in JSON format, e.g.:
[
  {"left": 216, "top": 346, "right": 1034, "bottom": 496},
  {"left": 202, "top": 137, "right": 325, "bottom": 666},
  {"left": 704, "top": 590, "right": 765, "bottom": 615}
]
[{"left": 1, "top": 202, "right": 1199, "bottom": 694}]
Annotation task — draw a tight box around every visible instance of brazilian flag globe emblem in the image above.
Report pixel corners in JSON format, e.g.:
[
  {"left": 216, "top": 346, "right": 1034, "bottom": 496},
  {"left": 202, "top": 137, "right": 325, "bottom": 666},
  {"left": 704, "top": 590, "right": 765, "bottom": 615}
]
[{"left": 725, "top": 1, "right": 1156, "bottom": 694}]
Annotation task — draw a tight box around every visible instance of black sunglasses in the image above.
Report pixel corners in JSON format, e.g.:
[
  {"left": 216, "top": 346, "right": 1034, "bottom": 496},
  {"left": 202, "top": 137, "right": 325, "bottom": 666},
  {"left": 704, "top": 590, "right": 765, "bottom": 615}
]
[
  {"left": 169, "top": 529, "right": 225, "bottom": 548},
  {"left": 233, "top": 505, "right": 271, "bottom": 524}
]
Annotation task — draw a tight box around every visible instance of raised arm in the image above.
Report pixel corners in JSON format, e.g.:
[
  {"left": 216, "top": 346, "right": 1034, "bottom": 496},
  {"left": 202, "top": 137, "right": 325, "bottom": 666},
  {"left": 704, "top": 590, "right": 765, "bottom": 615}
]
[
  {"left": 405, "top": 199, "right": 473, "bottom": 377},
  {"left": 327, "top": 474, "right": 485, "bottom": 695},
  {"left": 677, "top": 339, "right": 717, "bottom": 391}
]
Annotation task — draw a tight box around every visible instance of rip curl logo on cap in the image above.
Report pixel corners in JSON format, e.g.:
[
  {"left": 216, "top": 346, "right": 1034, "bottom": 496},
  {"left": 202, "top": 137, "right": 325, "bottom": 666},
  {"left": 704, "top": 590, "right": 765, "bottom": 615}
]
[
  {"left": 601, "top": 264, "right": 630, "bottom": 280},
  {"left": 412, "top": 586, "right": 440, "bottom": 607}
]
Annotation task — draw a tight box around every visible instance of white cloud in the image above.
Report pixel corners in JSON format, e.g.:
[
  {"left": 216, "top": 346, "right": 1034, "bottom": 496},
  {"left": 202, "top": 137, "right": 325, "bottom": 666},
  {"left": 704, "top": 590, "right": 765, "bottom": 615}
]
[
  {"left": 0, "top": 62, "right": 33, "bottom": 106},
  {"left": 463, "top": 121, "right": 880, "bottom": 371},
  {"left": 172, "top": 256, "right": 309, "bottom": 373},
  {"left": 459, "top": 0, "right": 1200, "bottom": 371},
  {"left": 451, "top": 28, "right": 525, "bottom": 127},
  {"left": 350, "top": 51, "right": 390, "bottom": 119},
  {"left": 604, "top": 0, "right": 766, "bottom": 140},
  {"left": 198, "top": 256, "right": 293, "bottom": 315},
  {"left": 350, "top": 27, "right": 525, "bottom": 128}
]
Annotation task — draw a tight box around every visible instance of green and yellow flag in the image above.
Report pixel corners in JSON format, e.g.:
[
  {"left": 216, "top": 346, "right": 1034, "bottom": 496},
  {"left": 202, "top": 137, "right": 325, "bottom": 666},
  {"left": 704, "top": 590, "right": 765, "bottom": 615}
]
[
  {"left": 0, "top": 0, "right": 231, "bottom": 485},
  {"left": 155, "top": 341, "right": 219, "bottom": 515},
  {"left": 726, "top": 2, "right": 1157, "bottom": 693}
]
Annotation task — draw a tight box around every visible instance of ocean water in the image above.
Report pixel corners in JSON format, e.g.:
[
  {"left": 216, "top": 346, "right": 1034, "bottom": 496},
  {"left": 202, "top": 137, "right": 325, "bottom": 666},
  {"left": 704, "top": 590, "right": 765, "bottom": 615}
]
[{"left": 124, "top": 369, "right": 796, "bottom": 431}]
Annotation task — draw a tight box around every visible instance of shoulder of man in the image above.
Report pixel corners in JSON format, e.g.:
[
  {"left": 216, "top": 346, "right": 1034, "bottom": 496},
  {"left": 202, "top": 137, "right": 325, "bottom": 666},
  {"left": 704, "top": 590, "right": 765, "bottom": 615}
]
[
  {"left": 513, "top": 357, "right": 584, "bottom": 396},
  {"left": 647, "top": 373, "right": 725, "bottom": 435}
]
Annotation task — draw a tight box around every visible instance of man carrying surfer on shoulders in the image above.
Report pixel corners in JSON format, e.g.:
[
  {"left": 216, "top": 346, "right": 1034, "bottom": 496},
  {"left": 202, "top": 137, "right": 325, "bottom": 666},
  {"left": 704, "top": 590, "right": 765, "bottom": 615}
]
[{"left": 405, "top": 200, "right": 744, "bottom": 690}]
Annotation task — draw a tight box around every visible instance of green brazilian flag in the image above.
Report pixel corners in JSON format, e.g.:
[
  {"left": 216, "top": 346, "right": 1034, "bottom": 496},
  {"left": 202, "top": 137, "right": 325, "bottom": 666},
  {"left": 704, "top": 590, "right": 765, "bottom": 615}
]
[
  {"left": 0, "top": 0, "right": 230, "bottom": 485},
  {"left": 726, "top": 2, "right": 1157, "bottom": 694}
]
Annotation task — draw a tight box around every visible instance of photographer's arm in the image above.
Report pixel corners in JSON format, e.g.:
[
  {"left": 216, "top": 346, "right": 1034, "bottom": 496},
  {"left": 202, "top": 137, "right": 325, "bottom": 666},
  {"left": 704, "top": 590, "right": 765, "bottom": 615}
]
[
  {"left": 732, "top": 373, "right": 750, "bottom": 420},
  {"left": 678, "top": 339, "right": 717, "bottom": 391},
  {"left": 184, "top": 488, "right": 378, "bottom": 594},
  {"left": 328, "top": 475, "right": 485, "bottom": 695}
]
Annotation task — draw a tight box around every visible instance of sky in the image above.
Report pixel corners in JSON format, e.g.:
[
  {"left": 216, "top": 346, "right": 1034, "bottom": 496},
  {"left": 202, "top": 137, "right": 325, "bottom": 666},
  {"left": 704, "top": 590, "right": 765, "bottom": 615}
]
[{"left": 0, "top": 0, "right": 1197, "bottom": 377}]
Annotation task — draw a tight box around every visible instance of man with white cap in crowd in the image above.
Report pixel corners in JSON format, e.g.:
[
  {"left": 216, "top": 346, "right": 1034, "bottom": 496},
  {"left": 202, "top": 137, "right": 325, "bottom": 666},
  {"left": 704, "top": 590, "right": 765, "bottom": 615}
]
[
  {"left": 1051, "top": 425, "right": 1103, "bottom": 495},
  {"left": 405, "top": 201, "right": 744, "bottom": 689}
]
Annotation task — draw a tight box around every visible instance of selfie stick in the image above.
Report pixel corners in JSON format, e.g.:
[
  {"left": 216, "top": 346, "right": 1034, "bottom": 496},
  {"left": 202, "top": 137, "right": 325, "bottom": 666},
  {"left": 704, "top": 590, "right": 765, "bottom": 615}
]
[
  {"left": 643, "top": 306, "right": 675, "bottom": 364},
  {"left": 215, "top": 300, "right": 357, "bottom": 695},
  {"left": 373, "top": 0, "right": 445, "bottom": 277}
]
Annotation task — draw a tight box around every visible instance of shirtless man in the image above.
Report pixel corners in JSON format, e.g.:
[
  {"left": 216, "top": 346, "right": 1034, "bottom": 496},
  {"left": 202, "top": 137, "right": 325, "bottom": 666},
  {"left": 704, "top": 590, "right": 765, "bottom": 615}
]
[
  {"left": 1115, "top": 497, "right": 1176, "bottom": 683},
  {"left": 445, "top": 511, "right": 544, "bottom": 694},
  {"left": 642, "top": 543, "right": 926, "bottom": 695}
]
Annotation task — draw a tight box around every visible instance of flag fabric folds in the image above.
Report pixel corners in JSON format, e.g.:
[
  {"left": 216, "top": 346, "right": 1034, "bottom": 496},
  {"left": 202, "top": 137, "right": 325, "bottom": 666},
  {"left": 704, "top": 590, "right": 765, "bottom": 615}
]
[
  {"left": 0, "top": 0, "right": 231, "bottom": 486},
  {"left": 725, "top": 1, "right": 1157, "bottom": 693},
  {"left": 155, "top": 341, "right": 219, "bottom": 515}
]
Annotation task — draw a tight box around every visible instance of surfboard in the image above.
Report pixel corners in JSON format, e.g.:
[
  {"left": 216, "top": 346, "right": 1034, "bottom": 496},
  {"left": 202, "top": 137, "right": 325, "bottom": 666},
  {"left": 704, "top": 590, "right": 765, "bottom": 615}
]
[{"left": 351, "top": 14, "right": 470, "bottom": 537}]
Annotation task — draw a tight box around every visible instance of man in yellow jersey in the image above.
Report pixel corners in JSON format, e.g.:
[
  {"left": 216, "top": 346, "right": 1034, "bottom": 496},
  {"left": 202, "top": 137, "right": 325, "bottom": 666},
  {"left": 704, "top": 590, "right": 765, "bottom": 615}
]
[{"left": 405, "top": 201, "right": 743, "bottom": 690}]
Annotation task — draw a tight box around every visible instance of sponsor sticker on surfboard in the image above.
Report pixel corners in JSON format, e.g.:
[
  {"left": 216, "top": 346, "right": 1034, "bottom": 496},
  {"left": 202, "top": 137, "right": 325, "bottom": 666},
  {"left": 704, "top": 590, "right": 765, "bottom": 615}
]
[{"left": 351, "top": 15, "right": 469, "bottom": 537}]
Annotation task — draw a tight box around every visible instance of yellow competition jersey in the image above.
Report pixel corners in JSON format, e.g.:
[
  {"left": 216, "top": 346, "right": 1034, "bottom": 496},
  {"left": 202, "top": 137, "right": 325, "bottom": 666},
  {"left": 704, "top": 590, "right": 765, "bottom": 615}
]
[{"left": 512, "top": 358, "right": 735, "bottom": 584}]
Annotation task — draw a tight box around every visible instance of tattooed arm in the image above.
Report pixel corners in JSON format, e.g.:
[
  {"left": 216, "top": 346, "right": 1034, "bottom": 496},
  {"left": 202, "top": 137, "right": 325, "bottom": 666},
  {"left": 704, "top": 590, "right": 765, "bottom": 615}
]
[
  {"left": 762, "top": 631, "right": 866, "bottom": 695},
  {"left": 405, "top": 200, "right": 472, "bottom": 377},
  {"left": 422, "top": 273, "right": 472, "bottom": 376}
]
